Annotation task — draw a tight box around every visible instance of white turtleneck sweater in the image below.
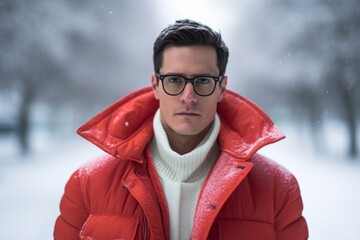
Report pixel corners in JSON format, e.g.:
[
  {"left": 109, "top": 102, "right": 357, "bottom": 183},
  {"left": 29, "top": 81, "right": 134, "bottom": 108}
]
[{"left": 150, "top": 110, "right": 220, "bottom": 240}]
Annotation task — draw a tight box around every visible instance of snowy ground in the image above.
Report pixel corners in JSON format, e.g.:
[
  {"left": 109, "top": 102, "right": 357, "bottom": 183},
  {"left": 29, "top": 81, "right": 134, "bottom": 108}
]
[
  {"left": 260, "top": 123, "right": 360, "bottom": 240},
  {"left": 0, "top": 123, "right": 359, "bottom": 240}
]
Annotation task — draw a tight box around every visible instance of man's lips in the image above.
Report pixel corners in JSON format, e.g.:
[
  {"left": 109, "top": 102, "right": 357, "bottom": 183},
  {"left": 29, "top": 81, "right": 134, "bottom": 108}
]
[{"left": 176, "top": 111, "right": 200, "bottom": 116}]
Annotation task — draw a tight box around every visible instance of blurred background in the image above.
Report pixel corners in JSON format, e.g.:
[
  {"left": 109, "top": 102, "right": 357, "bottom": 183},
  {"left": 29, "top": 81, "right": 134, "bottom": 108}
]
[{"left": 0, "top": 0, "right": 359, "bottom": 239}]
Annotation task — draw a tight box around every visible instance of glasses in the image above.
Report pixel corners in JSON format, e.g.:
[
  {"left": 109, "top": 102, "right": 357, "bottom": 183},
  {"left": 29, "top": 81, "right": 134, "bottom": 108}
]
[{"left": 156, "top": 74, "right": 223, "bottom": 96}]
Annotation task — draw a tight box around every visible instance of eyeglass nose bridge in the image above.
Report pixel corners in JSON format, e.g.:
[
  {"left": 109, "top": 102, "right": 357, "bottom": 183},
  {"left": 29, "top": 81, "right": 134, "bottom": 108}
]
[
  {"left": 182, "top": 78, "right": 198, "bottom": 95},
  {"left": 183, "top": 78, "right": 197, "bottom": 86},
  {"left": 179, "top": 76, "right": 207, "bottom": 94}
]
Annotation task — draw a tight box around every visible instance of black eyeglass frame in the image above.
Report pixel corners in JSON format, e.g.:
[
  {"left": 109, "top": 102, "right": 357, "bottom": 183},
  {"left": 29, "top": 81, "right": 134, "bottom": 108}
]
[{"left": 156, "top": 74, "right": 223, "bottom": 96}]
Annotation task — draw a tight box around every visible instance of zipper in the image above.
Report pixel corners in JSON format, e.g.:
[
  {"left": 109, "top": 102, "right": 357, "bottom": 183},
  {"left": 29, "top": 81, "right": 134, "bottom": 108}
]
[{"left": 143, "top": 215, "right": 147, "bottom": 240}]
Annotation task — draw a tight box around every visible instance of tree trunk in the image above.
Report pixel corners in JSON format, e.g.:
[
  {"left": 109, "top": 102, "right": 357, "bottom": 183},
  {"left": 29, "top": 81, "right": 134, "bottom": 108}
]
[
  {"left": 17, "top": 82, "right": 36, "bottom": 155},
  {"left": 342, "top": 89, "right": 358, "bottom": 158}
]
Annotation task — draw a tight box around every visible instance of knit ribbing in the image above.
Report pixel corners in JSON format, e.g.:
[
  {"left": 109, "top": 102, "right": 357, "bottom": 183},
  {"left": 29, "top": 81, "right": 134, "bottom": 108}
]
[{"left": 150, "top": 109, "right": 220, "bottom": 182}]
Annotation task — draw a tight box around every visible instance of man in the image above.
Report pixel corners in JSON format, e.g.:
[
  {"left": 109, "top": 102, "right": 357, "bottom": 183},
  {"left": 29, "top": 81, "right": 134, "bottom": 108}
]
[{"left": 54, "top": 19, "right": 308, "bottom": 239}]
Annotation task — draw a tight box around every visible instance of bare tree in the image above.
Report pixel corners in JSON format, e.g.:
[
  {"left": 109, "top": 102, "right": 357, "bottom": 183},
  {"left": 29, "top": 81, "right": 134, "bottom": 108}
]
[
  {"left": 291, "top": 0, "right": 360, "bottom": 157},
  {"left": 1, "top": 1, "right": 67, "bottom": 153},
  {"left": 233, "top": 0, "right": 359, "bottom": 158},
  {"left": 0, "top": 0, "right": 157, "bottom": 155}
]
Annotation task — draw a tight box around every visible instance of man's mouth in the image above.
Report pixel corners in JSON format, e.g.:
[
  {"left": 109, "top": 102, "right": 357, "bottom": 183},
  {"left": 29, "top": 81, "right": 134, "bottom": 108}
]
[{"left": 176, "top": 111, "right": 200, "bottom": 116}]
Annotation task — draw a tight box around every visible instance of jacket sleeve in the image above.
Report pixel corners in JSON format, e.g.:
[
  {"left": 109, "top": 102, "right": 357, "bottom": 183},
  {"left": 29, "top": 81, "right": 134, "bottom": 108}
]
[
  {"left": 274, "top": 174, "right": 309, "bottom": 240},
  {"left": 54, "top": 169, "right": 89, "bottom": 240}
]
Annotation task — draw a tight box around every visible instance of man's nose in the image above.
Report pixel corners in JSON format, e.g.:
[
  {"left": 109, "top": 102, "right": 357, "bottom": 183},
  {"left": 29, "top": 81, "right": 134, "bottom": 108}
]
[{"left": 180, "top": 83, "right": 197, "bottom": 103}]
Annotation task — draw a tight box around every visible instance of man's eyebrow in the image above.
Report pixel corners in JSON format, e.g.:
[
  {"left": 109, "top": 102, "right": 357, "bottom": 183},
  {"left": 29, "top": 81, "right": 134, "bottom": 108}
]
[{"left": 160, "top": 72, "right": 219, "bottom": 76}]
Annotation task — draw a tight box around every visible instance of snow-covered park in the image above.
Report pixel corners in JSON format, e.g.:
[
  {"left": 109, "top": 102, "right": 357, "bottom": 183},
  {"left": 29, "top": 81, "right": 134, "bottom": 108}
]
[{"left": 0, "top": 122, "right": 359, "bottom": 239}]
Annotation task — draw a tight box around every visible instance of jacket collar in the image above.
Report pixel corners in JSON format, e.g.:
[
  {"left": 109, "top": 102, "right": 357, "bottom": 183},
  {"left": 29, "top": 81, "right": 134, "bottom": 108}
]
[
  {"left": 217, "top": 90, "right": 285, "bottom": 160},
  {"left": 77, "top": 87, "right": 284, "bottom": 163}
]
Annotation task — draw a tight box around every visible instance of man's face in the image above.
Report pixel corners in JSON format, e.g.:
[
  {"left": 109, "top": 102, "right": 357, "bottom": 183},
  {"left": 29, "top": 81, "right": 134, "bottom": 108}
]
[{"left": 152, "top": 45, "right": 227, "bottom": 137}]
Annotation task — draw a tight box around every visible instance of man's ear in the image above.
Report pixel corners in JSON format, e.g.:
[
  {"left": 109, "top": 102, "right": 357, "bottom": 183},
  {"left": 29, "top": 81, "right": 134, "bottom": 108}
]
[
  {"left": 151, "top": 74, "right": 160, "bottom": 100},
  {"left": 218, "top": 76, "right": 227, "bottom": 102}
]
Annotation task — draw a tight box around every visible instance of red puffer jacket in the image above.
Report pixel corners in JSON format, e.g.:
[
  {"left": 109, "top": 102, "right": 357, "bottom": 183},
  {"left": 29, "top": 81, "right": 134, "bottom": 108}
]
[{"left": 54, "top": 87, "right": 308, "bottom": 240}]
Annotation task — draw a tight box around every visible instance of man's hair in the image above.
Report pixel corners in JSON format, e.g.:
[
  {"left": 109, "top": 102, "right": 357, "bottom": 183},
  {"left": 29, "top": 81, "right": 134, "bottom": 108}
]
[{"left": 153, "top": 19, "right": 229, "bottom": 76}]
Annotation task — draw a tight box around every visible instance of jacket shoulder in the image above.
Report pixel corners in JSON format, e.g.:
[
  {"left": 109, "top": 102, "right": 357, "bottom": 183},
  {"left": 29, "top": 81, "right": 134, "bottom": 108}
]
[
  {"left": 247, "top": 153, "right": 303, "bottom": 214},
  {"left": 249, "top": 154, "right": 308, "bottom": 238},
  {"left": 250, "top": 155, "right": 306, "bottom": 217},
  {"left": 75, "top": 154, "right": 133, "bottom": 198},
  {"left": 249, "top": 153, "right": 295, "bottom": 183},
  {"left": 54, "top": 155, "right": 139, "bottom": 239},
  {"left": 77, "top": 154, "right": 124, "bottom": 178},
  {"left": 63, "top": 154, "right": 129, "bottom": 205},
  {"left": 69, "top": 154, "right": 135, "bottom": 212}
]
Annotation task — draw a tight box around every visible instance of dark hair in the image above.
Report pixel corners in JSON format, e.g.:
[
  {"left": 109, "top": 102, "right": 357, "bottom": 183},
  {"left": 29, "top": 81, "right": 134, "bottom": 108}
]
[{"left": 153, "top": 19, "right": 229, "bottom": 76}]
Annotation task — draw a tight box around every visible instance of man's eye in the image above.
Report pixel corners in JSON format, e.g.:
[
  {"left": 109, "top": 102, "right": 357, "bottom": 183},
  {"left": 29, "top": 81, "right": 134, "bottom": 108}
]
[
  {"left": 167, "top": 77, "right": 183, "bottom": 84},
  {"left": 195, "top": 77, "right": 210, "bottom": 84}
]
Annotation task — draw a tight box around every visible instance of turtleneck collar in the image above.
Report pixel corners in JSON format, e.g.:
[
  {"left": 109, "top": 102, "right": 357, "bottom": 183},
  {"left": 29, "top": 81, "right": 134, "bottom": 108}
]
[{"left": 150, "top": 109, "right": 220, "bottom": 182}]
